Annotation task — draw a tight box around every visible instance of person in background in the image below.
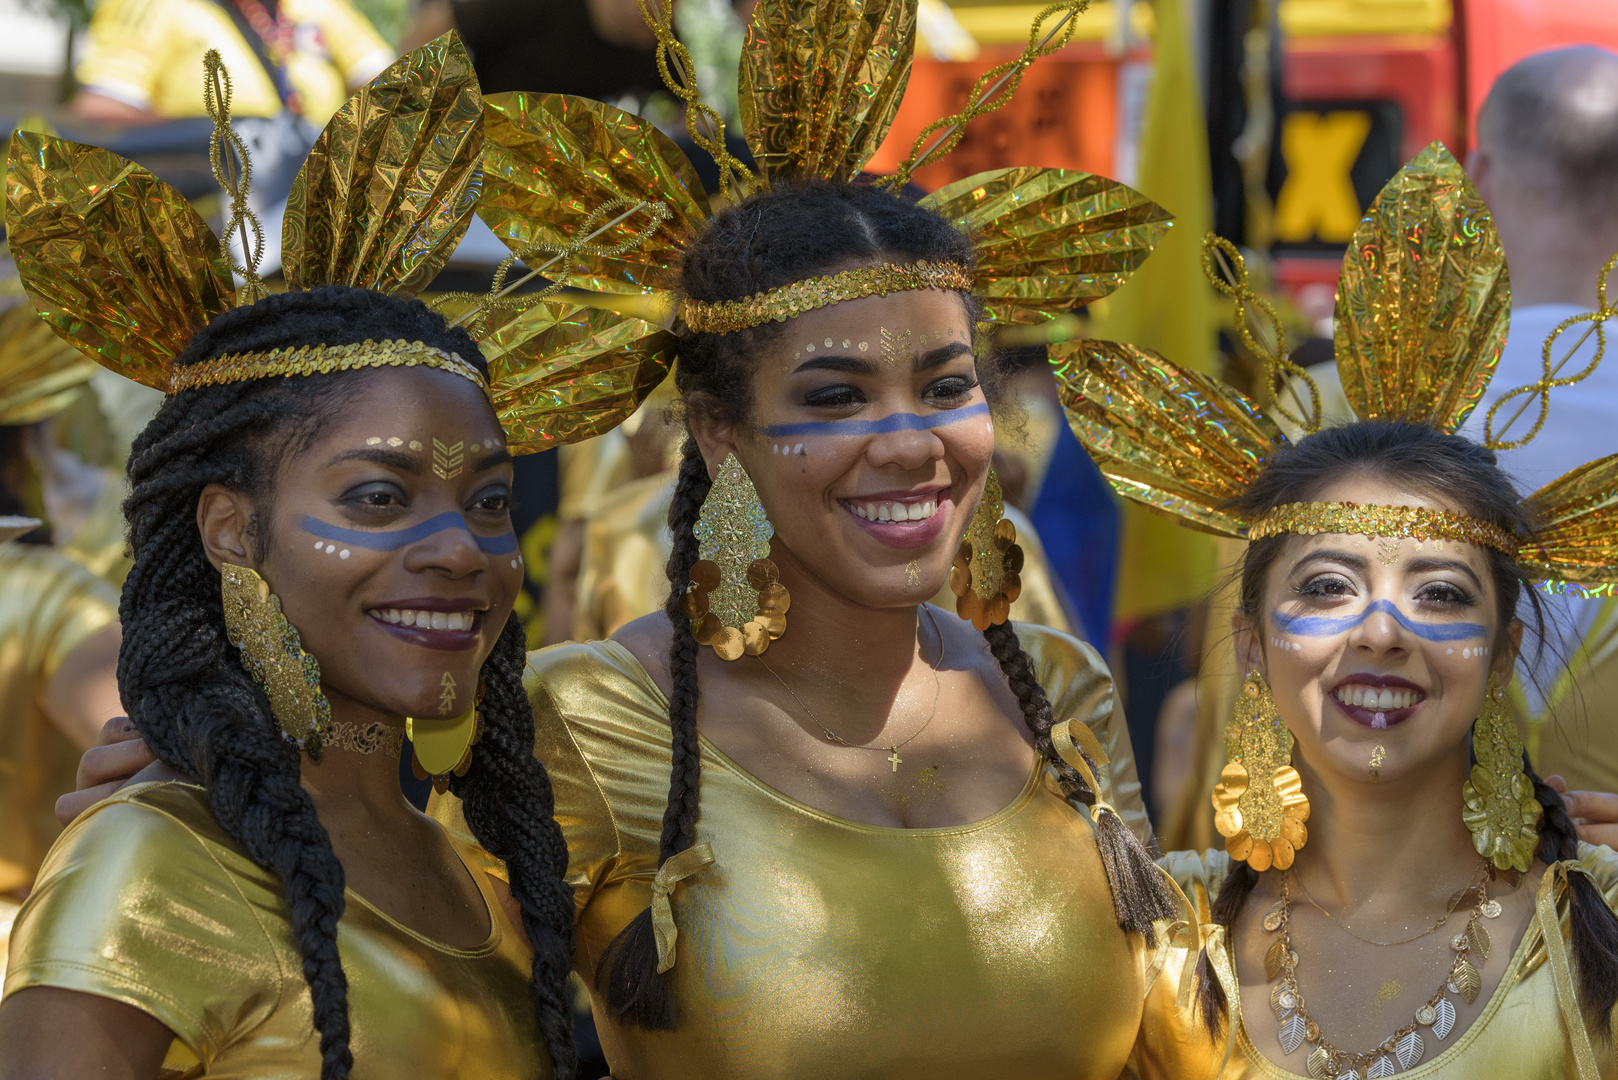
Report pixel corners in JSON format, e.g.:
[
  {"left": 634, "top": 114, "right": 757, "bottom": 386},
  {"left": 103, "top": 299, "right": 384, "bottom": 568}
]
[
  {"left": 1464, "top": 45, "right": 1618, "bottom": 798},
  {"left": 71, "top": 0, "right": 393, "bottom": 125}
]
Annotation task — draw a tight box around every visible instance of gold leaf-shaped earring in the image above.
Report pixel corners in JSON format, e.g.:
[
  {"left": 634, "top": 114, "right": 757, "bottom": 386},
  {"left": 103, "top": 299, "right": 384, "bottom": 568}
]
[
  {"left": 1462, "top": 672, "right": 1543, "bottom": 872},
  {"left": 220, "top": 563, "right": 332, "bottom": 752},
  {"left": 949, "top": 469, "right": 1022, "bottom": 630},
  {"left": 685, "top": 452, "right": 790, "bottom": 660},
  {"left": 1212, "top": 670, "right": 1310, "bottom": 871}
]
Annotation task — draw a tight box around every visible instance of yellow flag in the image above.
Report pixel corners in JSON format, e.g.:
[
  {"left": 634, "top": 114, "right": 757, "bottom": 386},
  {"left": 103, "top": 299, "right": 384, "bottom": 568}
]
[{"left": 1088, "top": 0, "right": 1218, "bottom": 622}]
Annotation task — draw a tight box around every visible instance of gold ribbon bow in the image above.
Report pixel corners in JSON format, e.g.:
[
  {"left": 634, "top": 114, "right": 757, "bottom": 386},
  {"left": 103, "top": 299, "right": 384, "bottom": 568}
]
[
  {"left": 1050, "top": 718, "right": 1114, "bottom": 822},
  {"left": 1535, "top": 860, "right": 1603, "bottom": 1080},
  {"left": 650, "top": 842, "right": 715, "bottom": 975},
  {"left": 1150, "top": 869, "right": 1242, "bottom": 1075}
]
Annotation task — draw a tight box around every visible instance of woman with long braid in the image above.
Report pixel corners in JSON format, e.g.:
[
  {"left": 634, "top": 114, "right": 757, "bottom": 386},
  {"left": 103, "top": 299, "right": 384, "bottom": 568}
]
[{"left": 0, "top": 288, "right": 580, "bottom": 1080}]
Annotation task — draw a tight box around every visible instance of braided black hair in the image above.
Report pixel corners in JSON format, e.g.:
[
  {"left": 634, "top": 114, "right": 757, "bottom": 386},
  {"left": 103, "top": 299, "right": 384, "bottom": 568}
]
[
  {"left": 1194, "top": 420, "right": 1618, "bottom": 1038},
  {"left": 119, "top": 285, "right": 578, "bottom": 1079},
  {"left": 593, "top": 179, "right": 1177, "bottom": 1029}
]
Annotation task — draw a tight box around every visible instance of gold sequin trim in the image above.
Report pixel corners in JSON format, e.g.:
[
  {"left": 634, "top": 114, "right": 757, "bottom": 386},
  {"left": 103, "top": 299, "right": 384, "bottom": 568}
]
[
  {"left": 1249, "top": 501, "right": 1518, "bottom": 558},
  {"left": 169, "top": 339, "right": 488, "bottom": 394},
  {"left": 321, "top": 721, "right": 405, "bottom": 757},
  {"left": 679, "top": 260, "right": 974, "bottom": 336}
]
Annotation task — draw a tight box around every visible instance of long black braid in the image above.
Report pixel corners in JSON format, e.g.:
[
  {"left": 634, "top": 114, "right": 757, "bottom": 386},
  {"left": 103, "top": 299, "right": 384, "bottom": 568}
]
[
  {"left": 593, "top": 179, "right": 1176, "bottom": 1028},
  {"left": 1194, "top": 421, "right": 1618, "bottom": 1038},
  {"left": 121, "top": 285, "right": 578, "bottom": 1078}
]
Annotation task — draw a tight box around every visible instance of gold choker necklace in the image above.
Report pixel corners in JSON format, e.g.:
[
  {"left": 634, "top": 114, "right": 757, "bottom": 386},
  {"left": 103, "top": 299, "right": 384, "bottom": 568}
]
[{"left": 319, "top": 721, "right": 405, "bottom": 757}]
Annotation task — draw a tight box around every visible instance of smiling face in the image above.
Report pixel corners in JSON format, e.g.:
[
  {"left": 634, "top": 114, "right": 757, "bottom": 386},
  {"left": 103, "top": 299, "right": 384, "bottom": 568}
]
[
  {"left": 690, "top": 288, "right": 994, "bottom": 610},
  {"left": 1238, "top": 473, "right": 1522, "bottom": 786},
  {"left": 200, "top": 365, "right": 522, "bottom": 724}
]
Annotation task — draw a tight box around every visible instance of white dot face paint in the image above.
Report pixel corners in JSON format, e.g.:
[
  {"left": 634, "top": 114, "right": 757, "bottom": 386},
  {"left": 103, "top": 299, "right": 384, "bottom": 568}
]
[
  {"left": 314, "top": 540, "right": 323, "bottom": 549},
  {"left": 339, "top": 549, "right": 350, "bottom": 560},
  {"left": 325, "top": 544, "right": 336, "bottom": 554},
  {"left": 510, "top": 559, "right": 520, "bottom": 569}
]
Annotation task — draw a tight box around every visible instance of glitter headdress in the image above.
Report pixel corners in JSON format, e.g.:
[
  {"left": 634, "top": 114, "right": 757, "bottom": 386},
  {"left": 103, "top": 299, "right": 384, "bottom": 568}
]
[
  {"left": 473, "top": 0, "right": 1173, "bottom": 336},
  {"left": 5, "top": 34, "right": 676, "bottom": 454},
  {"left": 1053, "top": 142, "right": 1618, "bottom": 595}
]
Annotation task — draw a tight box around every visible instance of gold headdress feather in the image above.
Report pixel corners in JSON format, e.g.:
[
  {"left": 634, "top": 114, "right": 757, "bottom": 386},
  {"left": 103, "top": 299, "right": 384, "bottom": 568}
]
[
  {"left": 475, "top": 0, "right": 1169, "bottom": 335},
  {"left": 1053, "top": 142, "right": 1618, "bottom": 593},
  {"left": 4, "top": 33, "right": 675, "bottom": 452}
]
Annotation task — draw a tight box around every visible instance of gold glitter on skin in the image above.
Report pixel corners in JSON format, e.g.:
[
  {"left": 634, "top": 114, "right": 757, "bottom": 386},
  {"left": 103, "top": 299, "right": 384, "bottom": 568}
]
[
  {"left": 438, "top": 671, "right": 457, "bottom": 716},
  {"left": 905, "top": 560, "right": 921, "bottom": 587},
  {"left": 881, "top": 326, "right": 912, "bottom": 367},
  {"left": 1369, "top": 743, "right": 1386, "bottom": 780},
  {"left": 431, "top": 437, "right": 465, "bottom": 479}
]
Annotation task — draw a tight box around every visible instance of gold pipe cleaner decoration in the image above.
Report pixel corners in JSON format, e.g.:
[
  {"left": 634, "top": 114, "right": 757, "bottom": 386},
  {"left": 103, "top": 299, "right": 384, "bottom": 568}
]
[
  {"left": 203, "top": 50, "right": 267, "bottom": 305},
  {"left": 1201, "top": 233, "right": 1320, "bottom": 434},
  {"left": 1484, "top": 250, "right": 1618, "bottom": 450},
  {"left": 637, "top": 0, "right": 753, "bottom": 201},
  {"left": 680, "top": 260, "right": 973, "bottom": 335},
  {"left": 880, "top": 0, "right": 1090, "bottom": 191},
  {"left": 1248, "top": 502, "right": 1520, "bottom": 558}
]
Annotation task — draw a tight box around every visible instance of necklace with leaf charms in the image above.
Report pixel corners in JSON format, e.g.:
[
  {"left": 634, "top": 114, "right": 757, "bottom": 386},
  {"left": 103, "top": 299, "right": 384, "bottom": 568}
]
[{"left": 1262, "top": 860, "right": 1500, "bottom": 1079}]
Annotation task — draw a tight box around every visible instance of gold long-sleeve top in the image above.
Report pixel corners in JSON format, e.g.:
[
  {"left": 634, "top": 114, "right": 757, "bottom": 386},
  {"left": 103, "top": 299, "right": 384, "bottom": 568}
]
[
  {"left": 0, "top": 542, "right": 119, "bottom": 897},
  {"left": 4, "top": 781, "right": 548, "bottom": 1080},
  {"left": 1127, "top": 846, "right": 1618, "bottom": 1080},
  {"left": 434, "top": 624, "right": 1151, "bottom": 1080}
]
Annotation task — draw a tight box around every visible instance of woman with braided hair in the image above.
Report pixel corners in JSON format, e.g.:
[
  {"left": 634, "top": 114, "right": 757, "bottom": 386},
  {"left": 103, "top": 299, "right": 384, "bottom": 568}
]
[{"left": 0, "top": 287, "right": 579, "bottom": 1080}]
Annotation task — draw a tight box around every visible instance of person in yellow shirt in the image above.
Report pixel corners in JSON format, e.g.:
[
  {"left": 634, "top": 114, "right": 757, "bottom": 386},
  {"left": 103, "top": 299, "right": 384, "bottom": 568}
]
[{"left": 72, "top": 0, "right": 393, "bottom": 125}]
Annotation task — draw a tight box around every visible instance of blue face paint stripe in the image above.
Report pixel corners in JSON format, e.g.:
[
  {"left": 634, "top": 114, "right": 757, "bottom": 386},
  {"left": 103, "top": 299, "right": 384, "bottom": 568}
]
[
  {"left": 762, "top": 400, "right": 990, "bottom": 439},
  {"left": 1272, "top": 599, "right": 1486, "bottom": 642},
  {"left": 301, "top": 513, "right": 519, "bottom": 555}
]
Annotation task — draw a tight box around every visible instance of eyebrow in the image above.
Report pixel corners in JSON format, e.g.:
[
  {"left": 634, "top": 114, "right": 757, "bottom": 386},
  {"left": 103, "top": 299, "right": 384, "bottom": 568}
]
[
  {"left": 1404, "top": 557, "right": 1484, "bottom": 590},
  {"left": 790, "top": 341, "right": 974, "bottom": 376},
  {"left": 322, "top": 446, "right": 513, "bottom": 473},
  {"left": 1290, "top": 549, "right": 1368, "bottom": 574}
]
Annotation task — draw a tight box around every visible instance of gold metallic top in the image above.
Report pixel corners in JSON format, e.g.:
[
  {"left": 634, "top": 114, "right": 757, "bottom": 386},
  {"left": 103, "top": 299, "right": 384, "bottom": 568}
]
[
  {"left": 4, "top": 781, "right": 548, "bottom": 1079},
  {"left": 1248, "top": 502, "right": 1520, "bottom": 559},
  {"left": 1126, "top": 846, "right": 1618, "bottom": 1080},
  {"left": 169, "top": 340, "right": 488, "bottom": 395},
  {"left": 1055, "top": 143, "right": 1618, "bottom": 596},
  {"left": 679, "top": 261, "right": 974, "bottom": 335},
  {"left": 0, "top": 544, "right": 119, "bottom": 898},
  {"left": 434, "top": 626, "right": 1153, "bottom": 1080}
]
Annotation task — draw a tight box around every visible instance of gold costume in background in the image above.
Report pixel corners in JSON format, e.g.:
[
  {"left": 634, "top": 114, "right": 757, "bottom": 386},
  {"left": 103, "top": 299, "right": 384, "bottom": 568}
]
[
  {"left": 1126, "top": 847, "right": 1618, "bottom": 1080},
  {"left": 1519, "top": 598, "right": 1618, "bottom": 793},
  {"left": 5, "top": 782, "right": 544, "bottom": 1079},
  {"left": 0, "top": 544, "right": 119, "bottom": 899},
  {"left": 434, "top": 626, "right": 1145, "bottom": 1079}
]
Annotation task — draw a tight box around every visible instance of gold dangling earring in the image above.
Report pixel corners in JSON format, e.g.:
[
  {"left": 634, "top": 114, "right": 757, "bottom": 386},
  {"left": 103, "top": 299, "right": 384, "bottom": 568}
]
[
  {"left": 220, "top": 563, "right": 332, "bottom": 752},
  {"left": 685, "top": 451, "right": 790, "bottom": 661},
  {"left": 949, "top": 469, "right": 1023, "bottom": 630},
  {"left": 1212, "top": 670, "right": 1310, "bottom": 871},
  {"left": 1463, "top": 672, "right": 1543, "bottom": 872},
  {"left": 408, "top": 677, "right": 485, "bottom": 794}
]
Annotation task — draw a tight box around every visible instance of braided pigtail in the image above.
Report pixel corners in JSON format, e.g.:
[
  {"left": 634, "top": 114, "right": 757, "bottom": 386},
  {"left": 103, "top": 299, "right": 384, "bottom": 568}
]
[
  {"left": 1193, "top": 861, "right": 1260, "bottom": 1036},
  {"left": 450, "top": 612, "right": 581, "bottom": 1079},
  {"left": 981, "top": 622, "right": 1178, "bottom": 943},
  {"left": 594, "top": 438, "right": 711, "bottom": 1028},
  {"left": 121, "top": 372, "right": 356, "bottom": 1080},
  {"left": 1526, "top": 760, "right": 1618, "bottom": 1036}
]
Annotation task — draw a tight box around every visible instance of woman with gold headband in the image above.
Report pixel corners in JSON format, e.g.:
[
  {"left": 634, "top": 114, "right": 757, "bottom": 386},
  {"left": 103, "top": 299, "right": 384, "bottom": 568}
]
[
  {"left": 1056, "top": 145, "right": 1618, "bottom": 1079},
  {"left": 0, "top": 37, "right": 694, "bottom": 1079}
]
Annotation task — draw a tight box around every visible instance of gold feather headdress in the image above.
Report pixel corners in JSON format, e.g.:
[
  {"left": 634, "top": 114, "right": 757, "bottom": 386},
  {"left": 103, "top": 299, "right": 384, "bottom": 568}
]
[
  {"left": 1053, "top": 142, "right": 1618, "bottom": 598},
  {"left": 472, "top": 0, "right": 1174, "bottom": 336},
  {"left": 4, "top": 34, "right": 676, "bottom": 454}
]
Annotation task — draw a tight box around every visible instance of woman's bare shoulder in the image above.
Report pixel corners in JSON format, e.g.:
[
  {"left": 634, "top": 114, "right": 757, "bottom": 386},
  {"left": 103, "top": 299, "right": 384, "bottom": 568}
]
[{"left": 610, "top": 612, "right": 675, "bottom": 699}]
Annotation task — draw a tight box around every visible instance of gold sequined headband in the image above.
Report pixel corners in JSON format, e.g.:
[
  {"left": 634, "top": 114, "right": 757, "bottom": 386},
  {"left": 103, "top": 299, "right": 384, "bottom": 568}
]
[
  {"left": 169, "top": 340, "right": 489, "bottom": 395},
  {"left": 1249, "top": 502, "right": 1519, "bottom": 559},
  {"left": 678, "top": 260, "right": 974, "bottom": 335}
]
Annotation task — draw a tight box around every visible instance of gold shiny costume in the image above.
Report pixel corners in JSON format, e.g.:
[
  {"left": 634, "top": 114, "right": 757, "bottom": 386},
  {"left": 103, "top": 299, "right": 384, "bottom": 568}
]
[
  {"left": 435, "top": 624, "right": 1152, "bottom": 1079},
  {"left": 1129, "top": 846, "right": 1618, "bottom": 1080},
  {"left": 6, "top": 782, "right": 543, "bottom": 1078},
  {"left": 77, "top": 0, "right": 392, "bottom": 123},
  {"left": 0, "top": 542, "right": 119, "bottom": 900},
  {"left": 1519, "top": 598, "right": 1618, "bottom": 793}
]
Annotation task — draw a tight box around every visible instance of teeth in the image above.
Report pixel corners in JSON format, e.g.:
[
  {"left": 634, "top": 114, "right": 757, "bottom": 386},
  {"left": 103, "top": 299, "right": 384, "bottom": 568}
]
[
  {"left": 847, "top": 499, "right": 938, "bottom": 523},
  {"left": 1333, "top": 685, "right": 1421, "bottom": 711},
  {"left": 369, "top": 608, "right": 476, "bottom": 632}
]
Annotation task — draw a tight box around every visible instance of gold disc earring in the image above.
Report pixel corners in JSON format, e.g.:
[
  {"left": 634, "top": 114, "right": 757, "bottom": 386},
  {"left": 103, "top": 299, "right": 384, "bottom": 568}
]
[
  {"left": 685, "top": 451, "right": 790, "bottom": 661},
  {"left": 950, "top": 469, "right": 1023, "bottom": 630},
  {"left": 409, "top": 678, "right": 484, "bottom": 794},
  {"left": 1463, "top": 672, "right": 1543, "bottom": 872},
  {"left": 1212, "top": 670, "right": 1311, "bottom": 871},
  {"left": 220, "top": 563, "right": 332, "bottom": 751}
]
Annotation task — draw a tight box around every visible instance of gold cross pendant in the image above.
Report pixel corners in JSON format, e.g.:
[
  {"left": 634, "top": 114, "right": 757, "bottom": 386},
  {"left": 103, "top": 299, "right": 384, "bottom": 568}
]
[{"left": 888, "top": 748, "right": 902, "bottom": 772}]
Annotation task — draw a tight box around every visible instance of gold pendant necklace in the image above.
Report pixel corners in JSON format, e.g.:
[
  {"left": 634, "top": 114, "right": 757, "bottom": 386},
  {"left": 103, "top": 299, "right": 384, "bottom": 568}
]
[
  {"left": 1265, "top": 860, "right": 1499, "bottom": 1079},
  {"left": 755, "top": 606, "right": 943, "bottom": 773}
]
